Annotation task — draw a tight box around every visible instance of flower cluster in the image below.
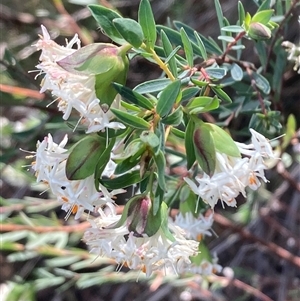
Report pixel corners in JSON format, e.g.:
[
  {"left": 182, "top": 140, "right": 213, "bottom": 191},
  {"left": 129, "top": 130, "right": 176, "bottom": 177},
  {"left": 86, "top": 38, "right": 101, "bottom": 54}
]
[
  {"left": 33, "top": 25, "right": 124, "bottom": 132},
  {"left": 282, "top": 41, "right": 300, "bottom": 74},
  {"left": 84, "top": 211, "right": 199, "bottom": 277},
  {"left": 184, "top": 129, "right": 276, "bottom": 208},
  {"left": 31, "top": 133, "right": 123, "bottom": 219}
]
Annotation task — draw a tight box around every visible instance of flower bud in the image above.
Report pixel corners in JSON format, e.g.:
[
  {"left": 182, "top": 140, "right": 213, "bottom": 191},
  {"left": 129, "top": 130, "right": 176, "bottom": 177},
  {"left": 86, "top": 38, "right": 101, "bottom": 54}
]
[
  {"left": 127, "top": 195, "right": 152, "bottom": 237},
  {"left": 57, "top": 43, "right": 128, "bottom": 107},
  {"left": 248, "top": 22, "right": 271, "bottom": 40}
]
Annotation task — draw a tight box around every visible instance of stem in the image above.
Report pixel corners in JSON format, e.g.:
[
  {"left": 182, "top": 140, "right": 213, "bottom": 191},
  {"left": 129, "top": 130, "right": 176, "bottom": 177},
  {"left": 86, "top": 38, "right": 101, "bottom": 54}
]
[
  {"left": 141, "top": 43, "right": 176, "bottom": 81},
  {"left": 221, "top": 31, "right": 246, "bottom": 61},
  {"left": 118, "top": 43, "right": 133, "bottom": 56}
]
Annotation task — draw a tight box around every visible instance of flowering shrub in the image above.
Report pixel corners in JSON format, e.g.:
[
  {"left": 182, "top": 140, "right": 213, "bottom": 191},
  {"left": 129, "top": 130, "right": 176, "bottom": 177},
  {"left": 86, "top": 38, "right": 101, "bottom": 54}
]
[{"left": 1, "top": 0, "right": 299, "bottom": 299}]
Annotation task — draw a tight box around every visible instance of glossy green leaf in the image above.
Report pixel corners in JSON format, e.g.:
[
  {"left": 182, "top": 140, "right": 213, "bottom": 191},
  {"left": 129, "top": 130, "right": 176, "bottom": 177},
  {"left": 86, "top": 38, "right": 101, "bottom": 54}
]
[
  {"left": 193, "top": 124, "right": 216, "bottom": 176},
  {"left": 100, "top": 170, "right": 147, "bottom": 190},
  {"left": 115, "top": 156, "right": 141, "bottom": 175},
  {"left": 161, "top": 30, "right": 178, "bottom": 77},
  {"left": 171, "top": 128, "right": 185, "bottom": 139},
  {"left": 113, "top": 83, "right": 154, "bottom": 110},
  {"left": 111, "top": 108, "right": 150, "bottom": 129},
  {"left": 206, "top": 123, "right": 241, "bottom": 157},
  {"left": 185, "top": 119, "right": 196, "bottom": 170},
  {"left": 180, "top": 28, "right": 194, "bottom": 66},
  {"left": 194, "top": 31, "right": 207, "bottom": 60},
  {"left": 138, "top": 0, "right": 156, "bottom": 48},
  {"left": 230, "top": 63, "right": 244, "bottom": 81},
  {"left": 157, "top": 80, "right": 181, "bottom": 117},
  {"left": 258, "top": 0, "right": 272, "bottom": 12},
  {"left": 211, "top": 87, "right": 232, "bottom": 103},
  {"left": 161, "top": 106, "right": 183, "bottom": 126},
  {"left": 218, "top": 35, "right": 235, "bottom": 43},
  {"left": 66, "top": 135, "right": 105, "bottom": 180},
  {"left": 113, "top": 18, "right": 144, "bottom": 48},
  {"left": 252, "top": 10, "right": 274, "bottom": 24},
  {"left": 88, "top": 5, "right": 124, "bottom": 44},
  {"left": 188, "top": 96, "right": 220, "bottom": 114},
  {"left": 134, "top": 78, "right": 171, "bottom": 94}
]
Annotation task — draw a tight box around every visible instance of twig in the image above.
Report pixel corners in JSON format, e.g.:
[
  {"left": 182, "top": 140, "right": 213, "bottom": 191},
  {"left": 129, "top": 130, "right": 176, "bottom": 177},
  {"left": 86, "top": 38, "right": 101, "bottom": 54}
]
[{"left": 213, "top": 213, "right": 300, "bottom": 268}]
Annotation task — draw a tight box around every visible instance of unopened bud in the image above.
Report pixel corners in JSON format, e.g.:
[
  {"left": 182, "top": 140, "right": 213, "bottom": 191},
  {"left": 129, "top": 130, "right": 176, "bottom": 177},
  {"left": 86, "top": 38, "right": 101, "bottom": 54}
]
[{"left": 248, "top": 22, "right": 271, "bottom": 40}]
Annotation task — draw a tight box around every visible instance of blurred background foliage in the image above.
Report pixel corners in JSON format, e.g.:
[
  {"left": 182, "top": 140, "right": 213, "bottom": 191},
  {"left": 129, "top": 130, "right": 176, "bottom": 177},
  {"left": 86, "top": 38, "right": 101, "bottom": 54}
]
[{"left": 1, "top": 0, "right": 300, "bottom": 300}]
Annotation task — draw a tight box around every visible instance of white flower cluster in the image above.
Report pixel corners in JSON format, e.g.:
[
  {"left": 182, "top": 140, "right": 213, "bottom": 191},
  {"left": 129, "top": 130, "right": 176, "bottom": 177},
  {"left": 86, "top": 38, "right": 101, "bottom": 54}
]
[
  {"left": 84, "top": 212, "right": 199, "bottom": 277},
  {"left": 184, "top": 129, "right": 276, "bottom": 208},
  {"left": 31, "top": 133, "right": 123, "bottom": 219},
  {"left": 33, "top": 25, "right": 124, "bottom": 132},
  {"left": 282, "top": 41, "right": 300, "bottom": 74}
]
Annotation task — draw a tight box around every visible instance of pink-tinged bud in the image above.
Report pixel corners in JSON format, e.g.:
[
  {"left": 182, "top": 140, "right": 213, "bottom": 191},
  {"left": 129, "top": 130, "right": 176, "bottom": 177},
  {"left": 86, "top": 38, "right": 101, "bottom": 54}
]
[
  {"left": 57, "top": 43, "right": 128, "bottom": 106},
  {"left": 248, "top": 22, "right": 271, "bottom": 40},
  {"left": 127, "top": 195, "right": 152, "bottom": 237}
]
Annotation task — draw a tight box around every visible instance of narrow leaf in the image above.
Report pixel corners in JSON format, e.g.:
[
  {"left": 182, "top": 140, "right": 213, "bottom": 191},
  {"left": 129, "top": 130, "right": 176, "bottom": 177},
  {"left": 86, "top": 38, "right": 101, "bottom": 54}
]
[
  {"left": 113, "top": 83, "right": 154, "bottom": 110},
  {"left": 157, "top": 80, "right": 181, "bottom": 117},
  {"left": 252, "top": 72, "right": 271, "bottom": 94},
  {"left": 153, "top": 150, "right": 166, "bottom": 191},
  {"left": 111, "top": 108, "right": 150, "bottom": 129},
  {"left": 211, "top": 86, "right": 232, "bottom": 103},
  {"left": 230, "top": 63, "right": 244, "bottom": 81},
  {"left": 134, "top": 78, "right": 171, "bottom": 94},
  {"left": 138, "top": 0, "right": 157, "bottom": 48},
  {"left": 180, "top": 28, "right": 194, "bottom": 66},
  {"left": 161, "top": 106, "right": 183, "bottom": 126},
  {"left": 238, "top": 1, "right": 245, "bottom": 25},
  {"left": 185, "top": 119, "right": 196, "bottom": 170},
  {"left": 194, "top": 31, "right": 207, "bottom": 60},
  {"left": 161, "top": 30, "right": 178, "bottom": 77}
]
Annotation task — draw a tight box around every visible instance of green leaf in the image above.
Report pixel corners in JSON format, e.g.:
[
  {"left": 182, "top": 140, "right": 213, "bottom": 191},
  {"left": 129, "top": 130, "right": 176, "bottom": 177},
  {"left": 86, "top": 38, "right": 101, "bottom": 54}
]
[
  {"left": 100, "top": 170, "right": 147, "bottom": 190},
  {"left": 113, "top": 18, "right": 144, "bottom": 48},
  {"left": 238, "top": 1, "right": 245, "bottom": 25},
  {"left": 153, "top": 185, "right": 164, "bottom": 216},
  {"left": 140, "top": 131, "right": 160, "bottom": 154},
  {"left": 193, "top": 124, "right": 216, "bottom": 176},
  {"left": 94, "top": 138, "right": 115, "bottom": 190},
  {"left": 187, "top": 96, "right": 219, "bottom": 111},
  {"left": 252, "top": 10, "right": 274, "bottom": 24},
  {"left": 205, "top": 67, "right": 227, "bottom": 79},
  {"left": 221, "top": 25, "right": 244, "bottom": 33},
  {"left": 138, "top": 0, "right": 157, "bottom": 48},
  {"left": 180, "top": 28, "right": 194, "bottom": 66},
  {"left": 111, "top": 108, "right": 150, "bottom": 129},
  {"left": 88, "top": 5, "right": 125, "bottom": 44},
  {"left": 182, "top": 87, "right": 200, "bottom": 102},
  {"left": 214, "top": 0, "right": 226, "bottom": 50},
  {"left": 171, "top": 127, "right": 185, "bottom": 139},
  {"left": 211, "top": 86, "right": 232, "bottom": 103},
  {"left": 258, "top": 0, "right": 272, "bottom": 12},
  {"left": 153, "top": 150, "right": 166, "bottom": 191},
  {"left": 157, "top": 80, "right": 181, "bottom": 117},
  {"left": 185, "top": 119, "right": 196, "bottom": 169},
  {"left": 134, "top": 78, "right": 171, "bottom": 94},
  {"left": 194, "top": 31, "right": 207, "bottom": 60},
  {"left": 230, "top": 63, "right": 244, "bottom": 81},
  {"left": 172, "top": 22, "right": 223, "bottom": 55},
  {"left": 161, "top": 106, "right": 183, "bottom": 126},
  {"left": 161, "top": 30, "right": 178, "bottom": 77},
  {"left": 252, "top": 72, "right": 270, "bottom": 94},
  {"left": 113, "top": 83, "right": 154, "bottom": 110},
  {"left": 218, "top": 35, "right": 235, "bottom": 43},
  {"left": 206, "top": 123, "right": 241, "bottom": 157},
  {"left": 66, "top": 135, "right": 105, "bottom": 180},
  {"left": 115, "top": 156, "right": 141, "bottom": 175}
]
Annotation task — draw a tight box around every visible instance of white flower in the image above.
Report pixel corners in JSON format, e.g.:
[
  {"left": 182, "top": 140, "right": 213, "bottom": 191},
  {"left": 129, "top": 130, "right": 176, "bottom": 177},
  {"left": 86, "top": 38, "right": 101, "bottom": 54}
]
[
  {"left": 175, "top": 212, "right": 214, "bottom": 241},
  {"left": 282, "top": 41, "right": 300, "bottom": 74},
  {"left": 184, "top": 129, "right": 275, "bottom": 208},
  {"left": 84, "top": 214, "right": 199, "bottom": 276},
  {"left": 187, "top": 253, "right": 222, "bottom": 276},
  {"left": 33, "top": 25, "right": 124, "bottom": 133},
  {"left": 31, "top": 133, "right": 124, "bottom": 219}
]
